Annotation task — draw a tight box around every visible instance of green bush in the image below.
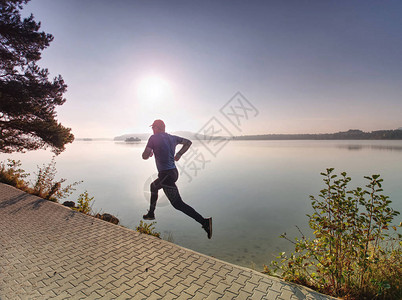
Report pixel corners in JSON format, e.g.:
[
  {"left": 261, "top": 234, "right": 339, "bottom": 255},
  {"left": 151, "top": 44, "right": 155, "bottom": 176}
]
[
  {"left": 136, "top": 220, "right": 161, "bottom": 238},
  {"left": 0, "top": 158, "right": 122, "bottom": 225},
  {"left": 32, "top": 157, "right": 82, "bottom": 202},
  {"left": 0, "top": 158, "right": 82, "bottom": 203},
  {"left": 268, "top": 168, "right": 401, "bottom": 300},
  {"left": 0, "top": 159, "right": 30, "bottom": 191},
  {"left": 74, "top": 191, "right": 94, "bottom": 214}
]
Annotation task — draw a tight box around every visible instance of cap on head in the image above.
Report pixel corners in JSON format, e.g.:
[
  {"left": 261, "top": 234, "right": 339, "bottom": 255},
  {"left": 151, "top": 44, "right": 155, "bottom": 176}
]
[{"left": 150, "top": 119, "right": 165, "bottom": 131}]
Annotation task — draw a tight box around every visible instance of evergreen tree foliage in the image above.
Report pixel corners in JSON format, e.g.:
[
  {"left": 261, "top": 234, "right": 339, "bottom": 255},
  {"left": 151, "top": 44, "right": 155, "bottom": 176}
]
[{"left": 0, "top": 0, "right": 74, "bottom": 154}]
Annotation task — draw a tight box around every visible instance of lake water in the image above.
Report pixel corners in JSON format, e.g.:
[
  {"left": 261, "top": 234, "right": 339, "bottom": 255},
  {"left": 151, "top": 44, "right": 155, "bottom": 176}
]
[{"left": 1, "top": 139, "right": 401, "bottom": 271}]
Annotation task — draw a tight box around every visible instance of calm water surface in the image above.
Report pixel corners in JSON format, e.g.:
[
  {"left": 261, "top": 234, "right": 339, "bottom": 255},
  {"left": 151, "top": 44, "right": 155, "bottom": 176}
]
[{"left": 2, "top": 140, "right": 401, "bottom": 270}]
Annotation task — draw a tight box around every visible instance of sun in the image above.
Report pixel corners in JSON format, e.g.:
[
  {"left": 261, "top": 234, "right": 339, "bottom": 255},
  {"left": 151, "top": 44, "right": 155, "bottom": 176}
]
[{"left": 136, "top": 76, "right": 171, "bottom": 101}]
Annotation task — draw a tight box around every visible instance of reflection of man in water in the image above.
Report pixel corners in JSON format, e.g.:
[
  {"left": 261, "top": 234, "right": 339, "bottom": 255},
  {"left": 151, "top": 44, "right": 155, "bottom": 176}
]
[{"left": 142, "top": 120, "right": 212, "bottom": 239}]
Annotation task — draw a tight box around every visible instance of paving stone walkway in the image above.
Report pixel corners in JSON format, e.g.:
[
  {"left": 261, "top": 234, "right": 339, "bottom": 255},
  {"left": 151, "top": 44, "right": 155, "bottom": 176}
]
[{"left": 0, "top": 183, "right": 337, "bottom": 299}]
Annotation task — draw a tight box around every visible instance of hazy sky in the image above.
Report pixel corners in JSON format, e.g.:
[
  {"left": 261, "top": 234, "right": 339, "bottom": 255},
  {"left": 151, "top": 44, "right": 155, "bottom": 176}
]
[{"left": 24, "top": 0, "right": 402, "bottom": 138}]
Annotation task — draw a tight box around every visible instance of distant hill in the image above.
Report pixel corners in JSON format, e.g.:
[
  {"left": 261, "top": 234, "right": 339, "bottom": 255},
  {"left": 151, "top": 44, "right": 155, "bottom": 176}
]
[
  {"left": 115, "top": 129, "right": 402, "bottom": 142},
  {"left": 233, "top": 129, "right": 402, "bottom": 140},
  {"left": 114, "top": 131, "right": 212, "bottom": 141}
]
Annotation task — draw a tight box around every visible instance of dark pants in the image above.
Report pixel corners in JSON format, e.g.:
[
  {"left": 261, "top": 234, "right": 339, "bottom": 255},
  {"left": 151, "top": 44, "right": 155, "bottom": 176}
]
[{"left": 149, "top": 168, "right": 205, "bottom": 225}]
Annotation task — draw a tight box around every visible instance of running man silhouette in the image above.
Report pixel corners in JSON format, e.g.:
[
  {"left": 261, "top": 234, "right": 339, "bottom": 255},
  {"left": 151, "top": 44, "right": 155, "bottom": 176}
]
[{"left": 142, "top": 120, "right": 212, "bottom": 239}]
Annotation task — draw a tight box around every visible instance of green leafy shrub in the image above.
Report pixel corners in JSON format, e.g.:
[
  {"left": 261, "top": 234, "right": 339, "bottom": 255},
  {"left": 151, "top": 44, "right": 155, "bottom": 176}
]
[
  {"left": 268, "top": 168, "right": 401, "bottom": 300},
  {"left": 31, "top": 157, "right": 82, "bottom": 202},
  {"left": 0, "top": 158, "right": 81, "bottom": 203},
  {"left": 74, "top": 191, "right": 94, "bottom": 214},
  {"left": 136, "top": 220, "right": 161, "bottom": 238},
  {"left": 1, "top": 158, "right": 121, "bottom": 226},
  {"left": 0, "top": 159, "right": 30, "bottom": 191}
]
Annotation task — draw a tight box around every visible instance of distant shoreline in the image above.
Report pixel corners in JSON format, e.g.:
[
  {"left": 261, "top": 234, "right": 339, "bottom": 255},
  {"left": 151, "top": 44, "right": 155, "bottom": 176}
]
[
  {"left": 232, "top": 129, "right": 402, "bottom": 140},
  {"left": 80, "top": 128, "right": 402, "bottom": 142}
]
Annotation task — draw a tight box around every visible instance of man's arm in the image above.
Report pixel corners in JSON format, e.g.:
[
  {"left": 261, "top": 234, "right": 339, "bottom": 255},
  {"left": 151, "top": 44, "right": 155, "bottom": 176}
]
[
  {"left": 175, "top": 138, "right": 192, "bottom": 161},
  {"left": 142, "top": 147, "right": 153, "bottom": 160}
]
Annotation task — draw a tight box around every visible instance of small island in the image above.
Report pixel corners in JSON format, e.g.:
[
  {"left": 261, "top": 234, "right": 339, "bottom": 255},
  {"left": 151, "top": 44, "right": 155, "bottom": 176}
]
[{"left": 125, "top": 137, "right": 141, "bottom": 143}]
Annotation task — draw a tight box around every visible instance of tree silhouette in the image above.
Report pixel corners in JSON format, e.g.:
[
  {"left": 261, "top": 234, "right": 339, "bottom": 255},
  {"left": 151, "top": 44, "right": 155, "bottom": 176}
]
[{"left": 0, "top": 0, "right": 74, "bottom": 154}]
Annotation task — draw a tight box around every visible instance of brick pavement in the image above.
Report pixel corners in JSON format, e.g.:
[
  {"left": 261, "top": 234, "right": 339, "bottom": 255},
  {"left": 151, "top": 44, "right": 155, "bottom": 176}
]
[{"left": 0, "top": 183, "right": 337, "bottom": 299}]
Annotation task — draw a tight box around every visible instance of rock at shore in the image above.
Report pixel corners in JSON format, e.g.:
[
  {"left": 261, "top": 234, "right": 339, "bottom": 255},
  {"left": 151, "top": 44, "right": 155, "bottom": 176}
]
[
  {"left": 62, "top": 201, "right": 76, "bottom": 208},
  {"left": 95, "top": 213, "right": 120, "bottom": 225}
]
